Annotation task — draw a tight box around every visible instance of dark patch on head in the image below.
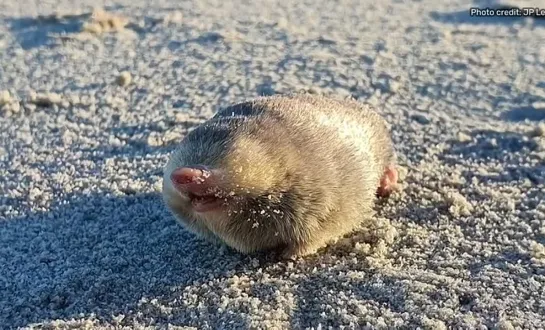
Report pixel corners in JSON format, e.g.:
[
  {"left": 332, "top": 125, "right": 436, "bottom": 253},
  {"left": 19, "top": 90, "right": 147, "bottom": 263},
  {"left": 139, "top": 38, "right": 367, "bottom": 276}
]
[
  {"left": 214, "top": 102, "right": 266, "bottom": 119},
  {"left": 181, "top": 117, "right": 245, "bottom": 166}
]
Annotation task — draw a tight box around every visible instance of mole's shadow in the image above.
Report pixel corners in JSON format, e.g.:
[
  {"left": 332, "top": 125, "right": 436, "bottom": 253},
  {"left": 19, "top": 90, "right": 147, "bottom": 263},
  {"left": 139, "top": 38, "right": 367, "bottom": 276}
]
[{"left": 0, "top": 192, "right": 253, "bottom": 328}]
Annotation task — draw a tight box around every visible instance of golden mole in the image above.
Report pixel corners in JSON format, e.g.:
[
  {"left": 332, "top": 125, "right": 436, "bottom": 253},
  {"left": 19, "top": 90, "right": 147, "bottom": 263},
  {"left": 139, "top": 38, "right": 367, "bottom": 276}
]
[{"left": 162, "top": 93, "right": 398, "bottom": 259}]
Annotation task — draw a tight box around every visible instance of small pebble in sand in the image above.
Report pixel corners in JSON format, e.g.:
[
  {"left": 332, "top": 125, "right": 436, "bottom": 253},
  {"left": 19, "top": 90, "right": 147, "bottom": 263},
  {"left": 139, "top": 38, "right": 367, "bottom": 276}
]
[
  {"left": 421, "top": 316, "right": 447, "bottom": 330},
  {"left": 457, "top": 131, "right": 472, "bottom": 143},
  {"left": 30, "top": 92, "right": 62, "bottom": 107},
  {"left": 9, "top": 102, "right": 21, "bottom": 114},
  {"left": 82, "top": 23, "right": 103, "bottom": 34},
  {"left": 82, "top": 8, "right": 129, "bottom": 34},
  {"left": 532, "top": 101, "right": 545, "bottom": 110},
  {"left": 163, "top": 11, "right": 183, "bottom": 25},
  {"left": 0, "top": 90, "right": 11, "bottom": 105},
  {"left": 24, "top": 103, "right": 37, "bottom": 112},
  {"left": 444, "top": 190, "right": 473, "bottom": 217},
  {"left": 529, "top": 123, "right": 545, "bottom": 137},
  {"left": 496, "top": 319, "right": 515, "bottom": 330},
  {"left": 116, "top": 71, "right": 132, "bottom": 86},
  {"left": 0, "top": 92, "right": 20, "bottom": 116},
  {"left": 530, "top": 241, "right": 545, "bottom": 260},
  {"left": 146, "top": 133, "right": 162, "bottom": 147},
  {"left": 443, "top": 172, "right": 465, "bottom": 187}
]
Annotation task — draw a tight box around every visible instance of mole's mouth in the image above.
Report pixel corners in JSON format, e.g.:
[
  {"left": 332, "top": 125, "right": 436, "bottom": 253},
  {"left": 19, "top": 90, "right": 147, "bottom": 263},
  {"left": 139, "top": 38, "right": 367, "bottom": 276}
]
[
  {"left": 170, "top": 166, "right": 235, "bottom": 212},
  {"left": 188, "top": 192, "right": 227, "bottom": 213}
]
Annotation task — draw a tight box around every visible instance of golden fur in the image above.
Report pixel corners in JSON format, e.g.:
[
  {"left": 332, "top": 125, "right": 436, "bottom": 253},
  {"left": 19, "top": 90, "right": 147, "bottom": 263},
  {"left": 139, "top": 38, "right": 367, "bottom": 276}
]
[{"left": 162, "top": 93, "right": 397, "bottom": 258}]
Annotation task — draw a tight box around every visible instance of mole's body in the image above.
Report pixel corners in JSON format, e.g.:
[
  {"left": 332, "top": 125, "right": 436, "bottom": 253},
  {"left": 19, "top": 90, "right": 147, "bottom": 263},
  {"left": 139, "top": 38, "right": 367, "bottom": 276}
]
[{"left": 162, "top": 93, "right": 398, "bottom": 258}]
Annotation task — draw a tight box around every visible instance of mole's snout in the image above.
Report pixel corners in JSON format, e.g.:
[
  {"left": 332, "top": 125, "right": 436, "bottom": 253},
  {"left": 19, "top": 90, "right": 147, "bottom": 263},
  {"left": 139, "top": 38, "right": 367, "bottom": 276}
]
[
  {"left": 170, "top": 166, "right": 217, "bottom": 196},
  {"left": 171, "top": 167, "right": 209, "bottom": 184},
  {"left": 170, "top": 166, "right": 227, "bottom": 212}
]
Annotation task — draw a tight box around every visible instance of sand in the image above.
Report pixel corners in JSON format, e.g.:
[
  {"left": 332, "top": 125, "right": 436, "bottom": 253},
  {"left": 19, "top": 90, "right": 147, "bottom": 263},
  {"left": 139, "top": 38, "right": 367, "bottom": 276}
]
[{"left": 1, "top": 0, "right": 544, "bottom": 329}]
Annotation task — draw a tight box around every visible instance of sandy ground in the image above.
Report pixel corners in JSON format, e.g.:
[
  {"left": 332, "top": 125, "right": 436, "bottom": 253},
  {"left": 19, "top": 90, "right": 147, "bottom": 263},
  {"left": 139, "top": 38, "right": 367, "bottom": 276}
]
[{"left": 1, "top": 0, "right": 545, "bottom": 329}]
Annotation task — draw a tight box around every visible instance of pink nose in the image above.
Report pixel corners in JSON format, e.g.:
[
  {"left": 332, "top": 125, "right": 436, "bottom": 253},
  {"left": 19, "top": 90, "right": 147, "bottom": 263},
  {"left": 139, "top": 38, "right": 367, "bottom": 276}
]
[
  {"left": 171, "top": 167, "right": 208, "bottom": 184},
  {"left": 170, "top": 166, "right": 215, "bottom": 195}
]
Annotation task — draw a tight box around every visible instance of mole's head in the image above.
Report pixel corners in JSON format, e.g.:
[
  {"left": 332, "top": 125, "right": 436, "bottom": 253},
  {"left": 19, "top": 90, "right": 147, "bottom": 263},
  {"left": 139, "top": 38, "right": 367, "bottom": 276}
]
[{"left": 162, "top": 119, "right": 293, "bottom": 228}]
